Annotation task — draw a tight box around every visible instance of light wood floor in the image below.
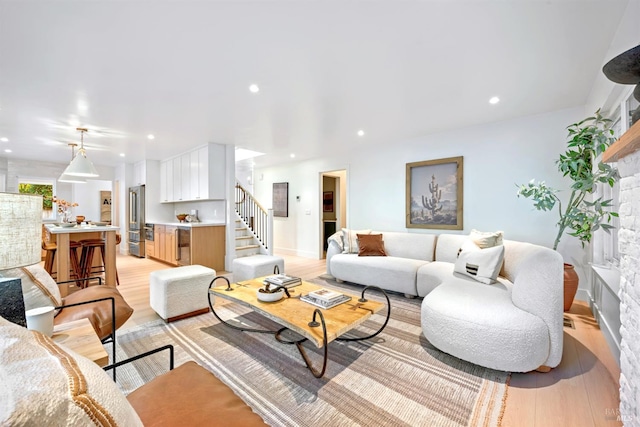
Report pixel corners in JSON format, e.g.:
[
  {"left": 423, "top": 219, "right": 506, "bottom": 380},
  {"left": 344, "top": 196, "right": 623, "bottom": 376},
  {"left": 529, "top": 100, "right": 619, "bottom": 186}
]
[{"left": 114, "top": 253, "right": 621, "bottom": 427}]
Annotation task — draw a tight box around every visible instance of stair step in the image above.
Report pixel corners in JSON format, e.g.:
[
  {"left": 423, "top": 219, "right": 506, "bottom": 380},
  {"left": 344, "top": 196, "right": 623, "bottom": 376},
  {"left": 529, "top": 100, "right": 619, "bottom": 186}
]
[
  {"left": 236, "top": 244, "right": 260, "bottom": 251},
  {"left": 236, "top": 236, "right": 253, "bottom": 241},
  {"left": 235, "top": 227, "right": 247, "bottom": 231}
]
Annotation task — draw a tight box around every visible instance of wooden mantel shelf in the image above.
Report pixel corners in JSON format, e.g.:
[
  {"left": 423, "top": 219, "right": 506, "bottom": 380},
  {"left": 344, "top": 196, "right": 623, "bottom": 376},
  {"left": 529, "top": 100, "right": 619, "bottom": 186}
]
[{"left": 603, "top": 119, "right": 640, "bottom": 163}]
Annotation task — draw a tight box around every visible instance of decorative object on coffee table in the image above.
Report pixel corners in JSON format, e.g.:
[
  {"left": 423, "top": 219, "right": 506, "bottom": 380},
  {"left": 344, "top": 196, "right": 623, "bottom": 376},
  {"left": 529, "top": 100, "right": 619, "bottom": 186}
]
[{"left": 516, "top": 110, "right": 619, "bottom": 311}]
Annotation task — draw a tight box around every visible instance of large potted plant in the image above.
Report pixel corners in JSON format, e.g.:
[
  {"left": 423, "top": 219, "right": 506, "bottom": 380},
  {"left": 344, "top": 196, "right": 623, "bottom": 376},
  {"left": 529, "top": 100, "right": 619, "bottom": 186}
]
[{"left": 517, "top": 110, "right": 619, "bottom": 311}]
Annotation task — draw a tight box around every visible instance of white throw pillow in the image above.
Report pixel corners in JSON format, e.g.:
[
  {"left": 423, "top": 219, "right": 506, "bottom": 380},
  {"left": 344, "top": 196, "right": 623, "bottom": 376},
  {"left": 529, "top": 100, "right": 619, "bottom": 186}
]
[
  {"left": 341, "top": 228, "right": 371, "bottom": 254},
  {"left": 469, "top": 229, "right": 504, "bottom": 248},
  {"left": 0, "top": 264, "right": 62, "bottom": 315},
  {"left": 454, "top": 240, "right": 504, "bottom": 284},
  {"left": 0, "top": 316, "right": 144, "bottom": 426}
]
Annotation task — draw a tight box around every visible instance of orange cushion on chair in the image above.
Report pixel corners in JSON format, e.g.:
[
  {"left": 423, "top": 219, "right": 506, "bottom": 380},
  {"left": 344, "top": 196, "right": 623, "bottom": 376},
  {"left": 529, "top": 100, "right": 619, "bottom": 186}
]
[
  {"left": 55, "top": 286, "right": 133, "bottom": 340},
  {"left": 127, "top": 361, "right": 267, "bottom": 427}
]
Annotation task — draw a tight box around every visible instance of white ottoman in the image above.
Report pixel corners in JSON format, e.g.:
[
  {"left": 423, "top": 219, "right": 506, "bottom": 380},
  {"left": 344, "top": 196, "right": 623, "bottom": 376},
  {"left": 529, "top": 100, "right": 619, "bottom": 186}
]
[
  {"left": 232, "top": 255, "right": 285, "bottom": 282},
  {"left": 149, "top": 265, "right": 215, "bottom": 322}
]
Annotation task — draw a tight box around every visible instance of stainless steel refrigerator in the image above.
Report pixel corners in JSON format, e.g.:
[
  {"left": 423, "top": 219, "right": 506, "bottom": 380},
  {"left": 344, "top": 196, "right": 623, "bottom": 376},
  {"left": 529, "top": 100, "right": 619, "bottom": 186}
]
[{"left": 129, "top": 185, "right": 145, "bottom": 257}]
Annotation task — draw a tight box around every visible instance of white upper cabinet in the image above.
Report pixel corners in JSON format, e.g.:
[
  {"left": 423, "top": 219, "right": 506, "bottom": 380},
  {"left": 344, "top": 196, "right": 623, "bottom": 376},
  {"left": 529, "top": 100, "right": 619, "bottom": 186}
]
[
  {"left": 159, "top": 143, "right": 226, "bottom": 203},
  {"left": 172, "top": 156, "right": 182, "bottom": 201},
  {"left": 133, "top": 160, "right": 146, "bottom": 185}
]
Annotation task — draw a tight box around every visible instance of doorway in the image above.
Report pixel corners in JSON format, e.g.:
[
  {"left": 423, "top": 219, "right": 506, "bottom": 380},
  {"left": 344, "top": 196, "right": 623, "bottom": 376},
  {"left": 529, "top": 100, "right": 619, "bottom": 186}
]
[{"left": 320, "top": 170, "right": 347, "bottom": 258}]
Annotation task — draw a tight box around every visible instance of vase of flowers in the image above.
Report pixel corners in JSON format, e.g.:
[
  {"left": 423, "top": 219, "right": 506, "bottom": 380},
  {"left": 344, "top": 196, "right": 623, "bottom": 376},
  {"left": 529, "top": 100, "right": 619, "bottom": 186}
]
[{"left": 52, "top": 196, "right": 78, "bottom": 223}]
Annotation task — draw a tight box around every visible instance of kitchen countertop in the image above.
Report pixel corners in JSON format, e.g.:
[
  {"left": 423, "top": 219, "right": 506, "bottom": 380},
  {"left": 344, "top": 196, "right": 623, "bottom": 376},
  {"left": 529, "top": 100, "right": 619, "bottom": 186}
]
[
  {"left": 45, "top": 224, "right": 120, "bottom": 234},
  {"left": 148, "top": 221, "right": 225, "bottom": 227}
]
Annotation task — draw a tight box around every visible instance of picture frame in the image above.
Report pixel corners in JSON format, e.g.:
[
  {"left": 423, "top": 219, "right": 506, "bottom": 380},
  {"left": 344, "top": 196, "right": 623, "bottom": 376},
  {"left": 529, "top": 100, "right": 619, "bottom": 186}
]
[
  {"left": 273, "top": 182, "right": 289, "bottom": 217},
  {"left": 406, "top": 156, "right": 463, "bottom": 229},
  {"left": 323, "top": 191, "right": 334, "bottom": 212},
  {"left": 100, "top": 191, "right": 112, "bottom": 222}
]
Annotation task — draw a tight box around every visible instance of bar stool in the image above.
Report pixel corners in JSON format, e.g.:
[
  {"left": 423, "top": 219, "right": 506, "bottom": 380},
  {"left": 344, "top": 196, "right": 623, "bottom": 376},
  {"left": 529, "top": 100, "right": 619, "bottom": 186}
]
[
  {"left": 41, "top": 239, "right": 84, "bottom": 287},
  {"left": 79, "top": 234, "right": 121, "bottom": 287}
]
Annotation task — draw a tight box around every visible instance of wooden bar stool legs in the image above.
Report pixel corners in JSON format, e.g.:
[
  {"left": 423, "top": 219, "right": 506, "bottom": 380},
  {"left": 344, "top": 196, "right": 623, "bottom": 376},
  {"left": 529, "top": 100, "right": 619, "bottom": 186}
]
[
  {"left": 79, "top": 235, "right": 120, "bottom": 287},
  {"left": 42, "top": 240, "right": 83, "bottom": 287}
]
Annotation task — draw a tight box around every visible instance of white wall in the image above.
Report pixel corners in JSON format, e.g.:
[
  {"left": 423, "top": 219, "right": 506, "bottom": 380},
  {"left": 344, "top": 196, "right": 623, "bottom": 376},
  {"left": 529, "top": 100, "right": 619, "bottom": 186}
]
[
  {"left": 255, "top": 107, "right": 587, "bottom": 268},
  {"left": 72, "top": 179, "right": 112, "bottom": 223}
]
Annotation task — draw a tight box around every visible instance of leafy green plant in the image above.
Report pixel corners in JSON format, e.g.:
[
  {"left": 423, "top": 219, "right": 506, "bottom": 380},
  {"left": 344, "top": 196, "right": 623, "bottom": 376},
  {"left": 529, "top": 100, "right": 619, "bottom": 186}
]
[{"left": 517, "top": 110, "right": 619, "bottom": 251}]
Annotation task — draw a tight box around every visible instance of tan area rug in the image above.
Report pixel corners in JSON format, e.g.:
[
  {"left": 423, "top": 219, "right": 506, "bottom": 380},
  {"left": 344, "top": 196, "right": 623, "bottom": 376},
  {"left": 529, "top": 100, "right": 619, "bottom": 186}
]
[{"left": 112, "top": 277, "right": 509, "bottom": 427}]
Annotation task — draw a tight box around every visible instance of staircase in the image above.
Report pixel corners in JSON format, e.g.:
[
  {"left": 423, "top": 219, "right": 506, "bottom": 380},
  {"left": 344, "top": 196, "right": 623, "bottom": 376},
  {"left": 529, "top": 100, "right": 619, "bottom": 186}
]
[{"left": 234, "top": 181, "right": 273, "bottom": 258}]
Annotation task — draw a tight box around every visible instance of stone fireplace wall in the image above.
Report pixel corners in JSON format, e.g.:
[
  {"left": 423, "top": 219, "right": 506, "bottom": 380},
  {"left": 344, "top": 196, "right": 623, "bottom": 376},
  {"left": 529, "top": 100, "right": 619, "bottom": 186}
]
[{"left": 616, "top": 149, "right": 640, "bottom": 423}]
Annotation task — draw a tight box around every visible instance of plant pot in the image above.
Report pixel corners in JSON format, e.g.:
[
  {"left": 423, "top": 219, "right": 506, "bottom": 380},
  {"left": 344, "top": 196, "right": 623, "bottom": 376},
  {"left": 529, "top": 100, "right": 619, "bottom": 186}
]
[{"left": 563, "top": 263, "right": 579, "bottom": 312}]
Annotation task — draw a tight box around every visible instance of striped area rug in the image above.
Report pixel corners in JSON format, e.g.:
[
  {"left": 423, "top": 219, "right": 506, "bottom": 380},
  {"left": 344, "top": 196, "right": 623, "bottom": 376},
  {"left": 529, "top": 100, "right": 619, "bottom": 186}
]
[{"left": 113, "top": 278, "right": 509, "bottom": 427}]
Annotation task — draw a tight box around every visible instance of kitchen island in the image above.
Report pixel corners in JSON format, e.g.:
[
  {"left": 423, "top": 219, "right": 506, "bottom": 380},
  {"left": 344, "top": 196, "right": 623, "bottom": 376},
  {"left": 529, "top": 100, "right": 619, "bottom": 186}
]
[{"left": 44, "top": 224, "right": 119, "bottom": 296}]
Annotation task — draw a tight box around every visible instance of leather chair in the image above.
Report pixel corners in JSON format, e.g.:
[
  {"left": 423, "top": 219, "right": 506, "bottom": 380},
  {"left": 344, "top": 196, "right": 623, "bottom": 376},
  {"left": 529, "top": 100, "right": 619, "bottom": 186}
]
[{"left": 106, "top": 346, "right": 267, "bottom": 427}]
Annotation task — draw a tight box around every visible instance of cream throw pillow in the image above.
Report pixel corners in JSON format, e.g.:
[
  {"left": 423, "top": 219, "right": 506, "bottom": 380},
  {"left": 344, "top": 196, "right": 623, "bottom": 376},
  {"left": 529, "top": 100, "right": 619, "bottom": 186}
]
[
  {"left": 0, "top": 263, "right": 62, "bottom": 315},
  {"left": 341, "top": 228, "right": 371, "bottom": 254},
  {"left": 469, "top": 229, "right": 504, "bottom": 248},
  {"left": 454, "top": 240, "right": 504, "bottom": 284},
  {"left": 0, "top": 316, "right": 143, "bottom": 426}
]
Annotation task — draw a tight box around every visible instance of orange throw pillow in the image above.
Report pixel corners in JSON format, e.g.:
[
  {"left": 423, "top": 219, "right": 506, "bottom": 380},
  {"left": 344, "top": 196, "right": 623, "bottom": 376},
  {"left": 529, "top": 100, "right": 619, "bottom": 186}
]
[{"left": 357, "top": 234, "right": 387, "bottom": 257}]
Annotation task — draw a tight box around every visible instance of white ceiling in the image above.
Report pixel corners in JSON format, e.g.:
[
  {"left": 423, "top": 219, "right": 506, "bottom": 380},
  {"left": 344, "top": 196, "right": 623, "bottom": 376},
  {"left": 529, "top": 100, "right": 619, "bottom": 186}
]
[{"left": 0, "top": 1, "right": 630, "bottom": 169}]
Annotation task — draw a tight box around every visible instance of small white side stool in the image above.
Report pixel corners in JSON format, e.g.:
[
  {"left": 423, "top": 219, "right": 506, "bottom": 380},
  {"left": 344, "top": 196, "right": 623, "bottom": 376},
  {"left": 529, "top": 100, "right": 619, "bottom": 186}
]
[
  {"left": 232, "top": 255, "right": 285, "bottom": 282},
  {"left": 149, "top": 265, "right": 215, "bottom": 322}
]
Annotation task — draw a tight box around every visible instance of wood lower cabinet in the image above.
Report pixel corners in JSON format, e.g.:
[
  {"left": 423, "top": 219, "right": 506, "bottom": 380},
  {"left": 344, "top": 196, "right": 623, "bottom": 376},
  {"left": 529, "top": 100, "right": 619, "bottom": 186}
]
[
  {"left": 149, "top": 224, "right": 224, "bottom": 270},
  {"left": 145, "top": 239, "right": 155, "bottom": 258},
  {"left": 150, "top": 225, "right": 178, "bottom": 266},
  {"left": 190, "top": 226, "right": 225, "bottom": 271}
]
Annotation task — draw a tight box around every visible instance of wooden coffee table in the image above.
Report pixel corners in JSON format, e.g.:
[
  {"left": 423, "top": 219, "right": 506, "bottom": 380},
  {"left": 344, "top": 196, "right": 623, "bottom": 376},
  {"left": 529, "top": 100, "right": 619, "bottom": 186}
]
[
  {"left": 52, "top": 318, "right": 109, "bottom": 367},
  {"left": 208, "top": 276, "right": 390, "bottom": 378}
]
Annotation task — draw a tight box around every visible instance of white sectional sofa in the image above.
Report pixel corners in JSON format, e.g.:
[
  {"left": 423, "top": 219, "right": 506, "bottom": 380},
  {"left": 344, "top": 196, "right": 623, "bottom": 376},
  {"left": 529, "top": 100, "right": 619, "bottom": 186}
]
[{"left": 326, "top": 230, "right": 564, "bottom": 372}]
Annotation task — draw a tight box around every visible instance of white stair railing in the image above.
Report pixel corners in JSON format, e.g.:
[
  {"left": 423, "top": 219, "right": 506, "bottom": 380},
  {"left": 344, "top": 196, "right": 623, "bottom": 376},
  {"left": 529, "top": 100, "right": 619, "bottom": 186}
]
[{"left": 235, "top": 181, "right": 273, "bottom": 255}]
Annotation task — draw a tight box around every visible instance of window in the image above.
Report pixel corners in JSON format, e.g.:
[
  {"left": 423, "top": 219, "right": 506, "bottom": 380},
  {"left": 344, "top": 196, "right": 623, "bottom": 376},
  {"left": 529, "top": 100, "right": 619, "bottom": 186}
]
[
  {"left": 595, "top": 89, "right": 636, "bottom": 267},
  {"left": 18, "top": 177, "right": 56, "bottom": 220}
]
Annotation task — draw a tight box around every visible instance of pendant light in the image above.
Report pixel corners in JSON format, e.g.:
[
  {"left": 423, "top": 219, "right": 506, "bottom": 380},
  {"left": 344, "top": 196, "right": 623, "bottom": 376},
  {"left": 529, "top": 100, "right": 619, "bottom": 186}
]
[
  {"left": 62, "top": 127, "right": 99, "bottom": 177},
  {"left": 58, "top": 143, "right": 86, "bottom": 183}
]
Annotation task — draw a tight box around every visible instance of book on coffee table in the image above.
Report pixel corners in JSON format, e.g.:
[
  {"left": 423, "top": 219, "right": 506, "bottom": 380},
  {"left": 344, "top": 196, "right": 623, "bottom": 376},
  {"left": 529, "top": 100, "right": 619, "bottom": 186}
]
[
  {"left": 263, "top": 274, "right": 302, "bottom": 288},
  {"left": 301, "top": 288, "right": 352, "bottom": 309}
]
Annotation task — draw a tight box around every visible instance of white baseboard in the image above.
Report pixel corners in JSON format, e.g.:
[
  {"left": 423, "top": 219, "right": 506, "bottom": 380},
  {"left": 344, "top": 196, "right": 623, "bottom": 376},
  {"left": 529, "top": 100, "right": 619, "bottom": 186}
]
[{"left": 274, "top": 247, "right": 319, "bottom": 259}]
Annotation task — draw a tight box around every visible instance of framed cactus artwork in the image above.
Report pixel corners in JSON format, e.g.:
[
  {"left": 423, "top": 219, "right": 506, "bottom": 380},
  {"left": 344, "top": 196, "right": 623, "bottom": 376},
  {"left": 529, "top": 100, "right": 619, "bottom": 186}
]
[{"left": 406, "top": 156, "right": 463, "bottom": 229}]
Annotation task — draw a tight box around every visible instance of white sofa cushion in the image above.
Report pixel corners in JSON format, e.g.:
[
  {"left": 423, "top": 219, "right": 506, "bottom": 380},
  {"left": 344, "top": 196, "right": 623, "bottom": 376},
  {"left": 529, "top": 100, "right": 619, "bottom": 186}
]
[
  {"left": 416, "top": 261, "right": 455, "bottom": 297},
  {"left": 421, "top": 277, "right": 550, "bottom": 372},
  {"left": 380, "top": 231, "right": 436, "bottom": 261},
  {"left": 453, "top": 240, "right": 504, "bottom": 284},
  {"left": 330, "top": 254, "right": 428, "bottom": 296}
]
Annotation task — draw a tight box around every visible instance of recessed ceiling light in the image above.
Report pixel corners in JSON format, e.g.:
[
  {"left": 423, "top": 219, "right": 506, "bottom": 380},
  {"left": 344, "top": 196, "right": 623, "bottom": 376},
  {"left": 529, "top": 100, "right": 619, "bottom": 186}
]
[
  {"left": 119, "top": 153, "right": 125, "bottom": 157},
  {"left": 77, "top": 102, "right": 88, "bottom": 111},
  {"left": 290, "top": 153, "right": 295, "bottom": 158},
  {"left": 357, "top": 130, "right": 365, "bottom": 137},
  {"left": 4, "top": 149, "right": 11, "bottom": 153},
  {"left": 147, "top": 134, "right": 155, "bottom": 140},
  {"left": 489, "top": 96, "right": 500, "bottom": 104},
  {"left": 0, "top": 137, "right": 8, "bottom": 142},
  {"left": 249, "top": 84, "right": 260, "bottom": 93}
]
